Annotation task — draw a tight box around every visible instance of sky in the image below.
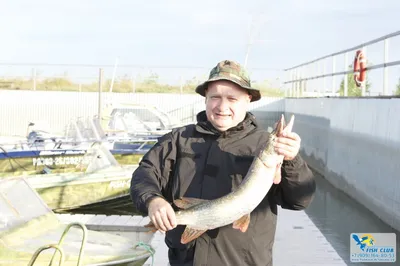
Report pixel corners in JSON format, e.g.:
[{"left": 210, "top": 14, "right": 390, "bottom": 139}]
[{"left": 1, "top": 0, "right": 400, "bottom": 94}]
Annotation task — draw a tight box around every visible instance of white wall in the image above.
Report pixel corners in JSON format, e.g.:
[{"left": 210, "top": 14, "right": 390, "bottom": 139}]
[
  {"left": 0, "top": 90, "right": 283, "bottom": 137},
  {"left": 0, "top": 90, "right": 205, "bottom": 136},
  {"left": 283, "top": 97, "right": 400, "bottom": 232}
]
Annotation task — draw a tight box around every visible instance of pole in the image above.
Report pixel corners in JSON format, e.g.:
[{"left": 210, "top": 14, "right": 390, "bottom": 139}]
[
  {"left": 98, "top": 68, "right": 103, "bottom": 120},
  {"left": 109, "top": 58, "right": 118, "bottom": 93}
]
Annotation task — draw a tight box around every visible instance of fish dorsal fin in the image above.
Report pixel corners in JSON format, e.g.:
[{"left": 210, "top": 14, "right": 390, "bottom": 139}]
[
  {"left": 174, "top": 197, "right": 208, "bottom": 209},
  {"left": 232, "top": 213, "right": 251, "bottom": 232},
  {"left": 181, "top": 226, "right": 207, "bottom": 244}
]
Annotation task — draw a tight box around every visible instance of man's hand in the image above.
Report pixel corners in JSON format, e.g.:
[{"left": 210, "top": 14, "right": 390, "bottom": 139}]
[
  {"left": 147, "top": 197, "right": 177, "bottom": 233},
  {"left": 274, "top": 131, "right": 301, "bottom": 161}
]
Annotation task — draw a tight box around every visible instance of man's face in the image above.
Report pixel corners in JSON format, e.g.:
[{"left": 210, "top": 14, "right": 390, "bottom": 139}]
[{"left": 205, "top": 80, "right": 252, "bottom": 132}]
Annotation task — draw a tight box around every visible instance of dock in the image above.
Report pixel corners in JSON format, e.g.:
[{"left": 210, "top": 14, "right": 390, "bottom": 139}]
[
  {"left": 57, "top": 213, "right": 151, "bottom": 232},
  {"left": 57, "top": 207, "right": 348, "bottom": 266}
]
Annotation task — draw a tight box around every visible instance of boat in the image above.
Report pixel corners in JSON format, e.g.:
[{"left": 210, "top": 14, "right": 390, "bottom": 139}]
[
  {"left": 102, "top": 103, "right": 182, "bottom": 137},
  {"left": 0, "top": 116, "right": 157, "bottom": 177},
  {"left": 0, "top": 104, "right": 181, "bottom": 178},
  {"left": 9, "top": 142, "right": 140, "bottom": 212},
  {"left": 0, "top": 142, "right": 148, "bottom": 177},
  {"left": 0, "top": 177, "right": 156, "bottom": 266}
]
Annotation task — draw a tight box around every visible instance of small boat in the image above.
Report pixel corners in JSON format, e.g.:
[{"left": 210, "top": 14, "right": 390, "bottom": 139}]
[
  {"left": 0, "top": 103, "right": 181, "bottom": 178},
  {"left": 8, "top": 143, "right": 140, "bottom": 212},
  {"left": 0, "top": 117, "right": 157, "bottom": 177},
  {"left": 0, "top": 141, "right": 149, "bottom": 177},
  {"left": 0, "top": 177, "right": 156, "bottom": 266}
]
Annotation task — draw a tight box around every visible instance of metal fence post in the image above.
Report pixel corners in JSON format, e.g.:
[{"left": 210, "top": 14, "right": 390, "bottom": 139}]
[
  {"left": 344, "top": 52, "right": 348, "bottom": 96},
  {"left": 383, "top": 39, "right": 389, "bottom": 95},
  {"left": 32, "top": 68, "right": 36, "bottom": 91},
  {"left": 317, "top": 61, "right": 321, "bottom": 96},
  {"left": 323, "top": 59, "right": 326, "bottom": 96},
  {"left": 291, "top": 70, "right": 295, "bottom": 97},
  {"left": 98, "top": 68, "right": 103, "bottom": 120},
  {"left": 332, "top": 55, "right": 336, "bottom": 94}
]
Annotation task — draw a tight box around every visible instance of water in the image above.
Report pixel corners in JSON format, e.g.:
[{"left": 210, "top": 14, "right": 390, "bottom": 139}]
[{"left": 307, "top": 170, "right": 399, "bottom": 265}]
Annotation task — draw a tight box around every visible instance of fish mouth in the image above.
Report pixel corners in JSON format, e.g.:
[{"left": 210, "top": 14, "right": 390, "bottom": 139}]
[
  {"left": 272, "top": 114, "right": 285, "bottom": 136},
  {"left": 273, "top": 114, "right": 295, "bottom": 136}
]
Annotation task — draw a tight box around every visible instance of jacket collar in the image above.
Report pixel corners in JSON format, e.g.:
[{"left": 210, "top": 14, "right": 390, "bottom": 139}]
[{"left": 195, "top": 110, "right": 258, "bottom": 137}]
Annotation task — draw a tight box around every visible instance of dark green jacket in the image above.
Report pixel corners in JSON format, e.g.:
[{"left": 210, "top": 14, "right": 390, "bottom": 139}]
[{"left": 130, "top": 111, "right": 316, "bottom": 266}]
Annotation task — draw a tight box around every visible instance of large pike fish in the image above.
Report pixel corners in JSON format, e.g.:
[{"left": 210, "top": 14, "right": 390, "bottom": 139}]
[{"left": 146, "top": 114, "right": 295, "bottom": 244}]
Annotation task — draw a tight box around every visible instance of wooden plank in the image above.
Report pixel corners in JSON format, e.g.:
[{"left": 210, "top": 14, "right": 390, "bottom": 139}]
[
  {"left": 56, "top": 214, "right": 150, "bottom": 232},
  {"left": 111, "top": 215, "right": 132, "bottom": 226},
  {"left": 56, "top": 213, "right": 90, "bottom": 224},
  {"left": 56, "top": 214, "right": 74, "bottom": 224},
  {"left": 99, "top": 215, "right": 120, "bottom": 225},
  {"left": 125, "top": 216, "right": 144, "bottom": 226},
  {"left": 87, "top": 214, "right": 107, "bottom": 225},
  {"left": 69, "top": 214, "right": 96, "bottom": 224},
  {"left": 138, "top": 216, "right": 150, "bottom": 226}
]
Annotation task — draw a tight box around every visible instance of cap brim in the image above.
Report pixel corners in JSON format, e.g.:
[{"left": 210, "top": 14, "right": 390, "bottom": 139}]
[{"left": 195, "top": 77, "right": 261, "bottom": 102}]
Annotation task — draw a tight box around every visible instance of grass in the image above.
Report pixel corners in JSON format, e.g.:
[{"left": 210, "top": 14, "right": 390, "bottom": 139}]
[{"left": 0, "top": 77, "right": 285, "bottom": 97}]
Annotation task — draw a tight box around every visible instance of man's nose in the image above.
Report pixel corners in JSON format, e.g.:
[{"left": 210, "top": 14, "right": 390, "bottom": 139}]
[{"left": 217, "top": 98, "right": 229, "bottom": 111}]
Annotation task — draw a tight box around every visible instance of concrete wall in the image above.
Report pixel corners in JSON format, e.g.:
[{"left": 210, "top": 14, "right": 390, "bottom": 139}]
[
  {"left": 0, "top": 90, "right": 204, "bottom": 137},
  {"left": 279, "top": 97, "right": 400, "bottom": 232}
]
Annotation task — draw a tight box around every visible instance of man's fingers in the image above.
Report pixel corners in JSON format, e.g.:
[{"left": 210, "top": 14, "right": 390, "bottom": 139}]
[
  {"left": 155, "top": 212, "right": 168, "bottom": 232},
  {"left": 283, "top": 132, "right": 301, "bottom": 142},
  {"left": 150, "top": 215, "right": 164, "bottom": 233},
  {"left": 161, "top": 211, "right": 174, "bottom": 231},
  {"left": 166, "top": 207, "right": 177, "bottom": 228},
  {"left": 150, "top": 207, "right": 177, "bottom": 232},
  {"left": 147, "top": 197, "right": 177, "bottom": 232},
  {"left": 277, "top": 145, "right": 295, "bottom": 154},
  {"left": 275, "top": 143, "right": 295, "bottom": 155},
  {"left": 276, "top": 137, "right": 298, "bottom": 147}
]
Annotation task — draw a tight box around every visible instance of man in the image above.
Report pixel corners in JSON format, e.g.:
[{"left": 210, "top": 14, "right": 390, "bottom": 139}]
[{"left": 130, "top": 60, "right": 316, "bottom": 266}]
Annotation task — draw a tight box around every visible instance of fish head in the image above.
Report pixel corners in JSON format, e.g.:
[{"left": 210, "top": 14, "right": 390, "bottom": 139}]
[
  {"left": 270, "top": 114, "right": 295, "bottom": 138},
  {"left": 282, "top": 114, "right": 295, "bottom": 135},
  {"left": 270, "top": 114, "right": 285, "bottom": 136},
  {"left": 263, "top": 114, "right": 295, "bottom": 162}
]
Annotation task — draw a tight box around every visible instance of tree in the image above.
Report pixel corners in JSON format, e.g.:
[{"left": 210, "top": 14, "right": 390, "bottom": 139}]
[
  {"left": 395, "top": 78, "right": 400, "bottom": 96},
  {"left": 338, "top": 65, "right": 371, "bottom": 96},
  {"left": 143, "top": 72, "right": 159, "bottom": 85}
]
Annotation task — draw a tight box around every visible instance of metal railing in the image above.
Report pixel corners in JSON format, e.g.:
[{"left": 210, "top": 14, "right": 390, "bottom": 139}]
[
  {"left": 28, "top": 222, "right": 88, "bottom": 266},
  {"left": 284, "top": 30, "right": 400, "bottom": 97}
]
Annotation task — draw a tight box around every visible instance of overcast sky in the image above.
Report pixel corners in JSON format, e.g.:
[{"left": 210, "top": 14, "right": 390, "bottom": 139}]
[{"left": 1, "top": 0, "right": 400, "bottom": 93}]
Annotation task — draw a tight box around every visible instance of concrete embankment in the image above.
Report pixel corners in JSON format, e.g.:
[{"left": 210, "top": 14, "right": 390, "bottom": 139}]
[{"left": 253, "top": 97, "right": 400, "bottom": 233}]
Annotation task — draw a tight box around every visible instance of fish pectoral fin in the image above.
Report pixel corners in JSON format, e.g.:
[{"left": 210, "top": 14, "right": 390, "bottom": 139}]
[
  {"left": 273, "top": 163, "right": 282, "bottom": 184},
  {"left": 232, "top": 213, "right": 251, "bottom": 232},
  {"left": 174, "top": 197, "right": 208, "bottom": 209},
  {"left": 181, "top": 226, "right": 207, "bottom": 244}
]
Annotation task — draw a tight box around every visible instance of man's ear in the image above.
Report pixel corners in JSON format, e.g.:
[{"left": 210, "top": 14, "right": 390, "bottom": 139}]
[{"left": 248, "top": 94, "right": 252, "bottom": 102}]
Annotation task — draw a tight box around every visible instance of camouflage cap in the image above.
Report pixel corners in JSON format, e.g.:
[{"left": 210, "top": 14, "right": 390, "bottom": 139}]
[{"left": 195, "top": 60, "right": 261, "bottom": 102}]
